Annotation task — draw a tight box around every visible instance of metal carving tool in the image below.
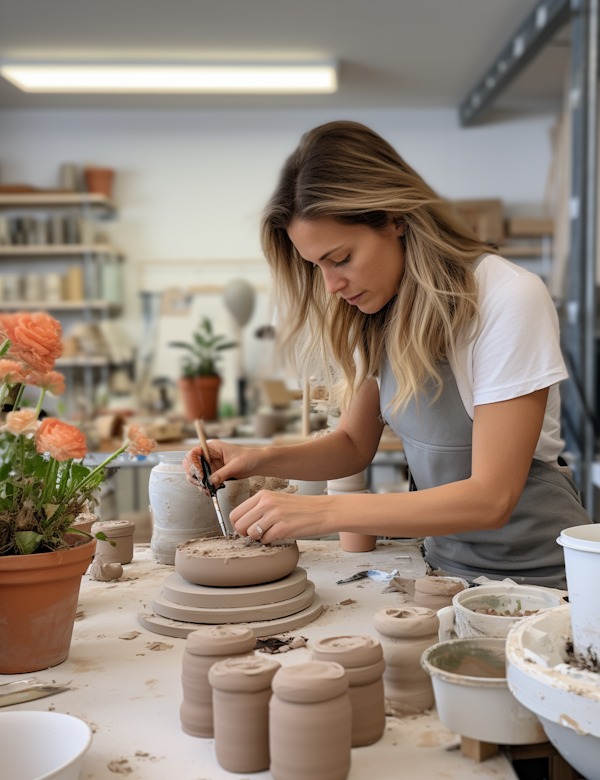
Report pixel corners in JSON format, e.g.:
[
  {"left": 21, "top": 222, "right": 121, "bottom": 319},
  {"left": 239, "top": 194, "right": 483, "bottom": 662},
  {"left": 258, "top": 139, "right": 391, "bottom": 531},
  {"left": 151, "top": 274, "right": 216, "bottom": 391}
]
[
  {"left": 0, "top": 683, "right": 70, "bottom": 708},
  {"left": 194, "top": 418, "right": 229, "bottom": 537}
]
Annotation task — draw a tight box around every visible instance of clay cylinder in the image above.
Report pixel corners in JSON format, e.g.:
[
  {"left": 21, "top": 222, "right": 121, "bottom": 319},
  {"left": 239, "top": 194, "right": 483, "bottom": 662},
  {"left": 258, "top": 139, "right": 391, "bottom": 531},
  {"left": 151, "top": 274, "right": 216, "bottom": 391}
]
[
  {"left": 312, "top": 635, "right": 385, "bottom": 747},
  {"left": 180, "top": 625, "right": 255, "bottom": 738},
  {"left": 373, "top": 607, "right": 439, "bottom": 716},
  {"left": 414, "top": 576, "right": 466, "bottom": 611},
  {"left": 91, "top": 519, "right": 135, "bottom": 564},
  {"left": 270, "top": 661, "right": 352, "bottom": 780},
  {"left": 209, "top": 654, "right": 280, "bottom": 773}
]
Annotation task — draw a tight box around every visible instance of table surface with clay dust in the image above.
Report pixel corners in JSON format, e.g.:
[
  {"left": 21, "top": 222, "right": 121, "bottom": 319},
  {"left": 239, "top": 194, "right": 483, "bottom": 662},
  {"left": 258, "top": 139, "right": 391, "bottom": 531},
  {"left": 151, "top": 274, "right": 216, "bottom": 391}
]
[{"left": 1, "top": 541, "right": 517, "bottom": 780}]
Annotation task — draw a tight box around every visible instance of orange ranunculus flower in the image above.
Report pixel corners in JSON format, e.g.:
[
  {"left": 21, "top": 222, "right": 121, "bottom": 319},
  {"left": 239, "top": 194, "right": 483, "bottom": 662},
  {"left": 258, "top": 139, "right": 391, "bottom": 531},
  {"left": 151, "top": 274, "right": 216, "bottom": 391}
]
[
  {"left": 0, "top": 313, "right": 22, "bottom": 343},
  {"left": 35, "top": 418, "right": 87, "bottom": 461},
  {"left": 0, "top": 359, "right": 29, "bottom": 384},
  {"left": 8, "top": 313, "right": 63, "bottom": 374},
  {"left": 0, "top": 409, "right": 40, "bottom": 436},
  {"left": 125, "top": 424, "right": 156, "bottom": 457},
  {"left": 37, "top": 370, "right": 66, "bottom": 396}
]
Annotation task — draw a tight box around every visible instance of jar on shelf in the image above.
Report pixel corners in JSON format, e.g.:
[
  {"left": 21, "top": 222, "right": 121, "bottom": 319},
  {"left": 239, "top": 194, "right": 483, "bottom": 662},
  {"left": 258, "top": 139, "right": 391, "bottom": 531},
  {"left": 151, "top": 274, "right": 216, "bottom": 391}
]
[
  {"left": 312, "top": 635, "right": 385, "bottom": 747},
  {"left": 270, "top": 661, "right": 352, "bottom": 780},
  {"left": 209, "top": 654, "right": 280, "bottom": 772},
  {"left": 90, "top": 519, "right": 135, "bottom": 564},
  {"left": 180, "top": 625, "right": 255, "bottom": 738}
]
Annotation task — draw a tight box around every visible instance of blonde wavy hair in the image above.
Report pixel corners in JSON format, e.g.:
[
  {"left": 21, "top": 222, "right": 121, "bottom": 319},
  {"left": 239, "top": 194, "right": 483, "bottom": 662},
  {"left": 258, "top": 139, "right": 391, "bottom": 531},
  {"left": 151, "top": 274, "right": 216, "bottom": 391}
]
[{"left": 261, "top": 121, "right": 490, "bottom": 414}]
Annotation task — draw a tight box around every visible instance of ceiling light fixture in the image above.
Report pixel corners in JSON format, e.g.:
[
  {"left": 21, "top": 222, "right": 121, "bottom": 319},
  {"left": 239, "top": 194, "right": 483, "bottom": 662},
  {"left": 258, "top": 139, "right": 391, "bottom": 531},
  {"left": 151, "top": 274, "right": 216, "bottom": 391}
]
[{"left": 0, "top": 63, "right": 338, "bottom": 94}]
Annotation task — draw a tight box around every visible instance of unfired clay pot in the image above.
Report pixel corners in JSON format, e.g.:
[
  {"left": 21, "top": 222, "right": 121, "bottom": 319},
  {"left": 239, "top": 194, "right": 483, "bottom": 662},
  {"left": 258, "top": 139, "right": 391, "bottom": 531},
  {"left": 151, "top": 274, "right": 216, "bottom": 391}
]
[
  {"left": 338, "top": 533, "right": 377, "bottom": 553},
  {"left": 414, "top": 576, "right": 466, "bottom": 611},
  {"left": 175, "top": 537, "right": 299, "bottom": 587},
  {"left": 180, "top": 625, "right": 256, "bottom": 738},
  {"left": 328, "top": 472, "right": 377, "bottom": 553},
  {"left": 312, "top": 635, "right": 385, "bottom": 747},
  {"left": 91, "top": 519, "right": 135, "bottom": 564},
  {"left": 209, "top": 654, "right": 280, "bottom": 773},
  {"left": 270, "top": 661, "right": 352, "bottom": 780},
  {"left": 373, "top": 606, "right": 440, "bottom": 716}
]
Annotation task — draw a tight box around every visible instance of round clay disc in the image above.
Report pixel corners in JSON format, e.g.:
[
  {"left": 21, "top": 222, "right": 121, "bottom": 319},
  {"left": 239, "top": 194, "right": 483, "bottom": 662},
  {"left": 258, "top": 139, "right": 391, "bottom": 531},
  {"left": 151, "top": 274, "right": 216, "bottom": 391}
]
[
  {"left": 152, "top": 581, "right": 315, "bottom": 624},
  {"left": 137, "top": 596, "right": 324, "bottom": 639},
  {"left": 162, "top": 567, "right": 308, "bottom": 609}
]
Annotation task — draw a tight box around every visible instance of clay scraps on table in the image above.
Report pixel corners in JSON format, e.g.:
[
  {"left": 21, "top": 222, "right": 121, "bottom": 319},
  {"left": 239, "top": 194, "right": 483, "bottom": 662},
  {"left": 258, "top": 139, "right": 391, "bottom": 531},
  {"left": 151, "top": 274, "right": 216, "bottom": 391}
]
[
  {"left": 255, "top": 636, "right": 307, "bottom": 654},
  {"left": 471, "top": 607, "right": 539, "bottom": 617}
]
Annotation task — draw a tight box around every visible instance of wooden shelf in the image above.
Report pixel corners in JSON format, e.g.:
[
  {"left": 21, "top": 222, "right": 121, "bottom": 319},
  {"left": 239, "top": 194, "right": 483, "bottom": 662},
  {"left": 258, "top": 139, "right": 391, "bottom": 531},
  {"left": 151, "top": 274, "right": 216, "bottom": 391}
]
[
  {"left": 0, "top": 244, "right": 123, "bottom": 258},
  {"left": 0, "top": 300, "right": 120, "bottom": 313},
  {"left": 0, "top": 193, "right": 116, "bottom": 215},
  {"left": 56, "top": 356, "right": 110, "bottom": 367}
]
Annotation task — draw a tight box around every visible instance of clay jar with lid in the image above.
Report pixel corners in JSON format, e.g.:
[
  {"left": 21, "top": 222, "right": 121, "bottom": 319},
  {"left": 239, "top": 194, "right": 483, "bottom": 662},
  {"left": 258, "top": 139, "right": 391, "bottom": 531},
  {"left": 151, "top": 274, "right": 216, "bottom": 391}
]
[
  {"left": 270, "top": 661, "right": 352, "bottom": 780},
  {"left": 373, "top": 606, "right": 439, "bottom": 716},
  {"left": 414, "top": 576, "right": 466, "bottom": 611},
  {"left": 312, "top": 635, "right": 385, "bottom": 747},
  {"left": 209, "top": 654, "right": 280, "bottom": 773},
  {"left": 91, "top": 519, "right": 135, "bottom": 564},
  {"left": 180, "top": 625, "right": 255, "bottom": 738}
]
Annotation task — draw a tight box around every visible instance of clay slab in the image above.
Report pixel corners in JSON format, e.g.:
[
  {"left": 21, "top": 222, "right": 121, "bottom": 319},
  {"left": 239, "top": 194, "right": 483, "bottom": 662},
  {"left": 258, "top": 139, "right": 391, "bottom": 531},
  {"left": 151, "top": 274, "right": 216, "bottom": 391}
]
[
  {"left": 137, "top": 596, "right": 324, "bottom": 639},
  {"left": 162, "top": 567, "right": 308, "bottom": 608},
  {"left": 152, "top": 582, "right": 315, "bottom": 624}
]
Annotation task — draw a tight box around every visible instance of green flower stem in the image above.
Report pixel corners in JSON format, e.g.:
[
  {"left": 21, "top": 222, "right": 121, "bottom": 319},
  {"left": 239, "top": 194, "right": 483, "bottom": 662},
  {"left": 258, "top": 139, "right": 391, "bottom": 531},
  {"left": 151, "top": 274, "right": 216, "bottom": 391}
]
[
  {"left": 13, "top": 384, "right": 25, "bottom": 410},
  {"left": 63, "top": 442, "right": 129, "bottom": 503},
  {"left": 41, "top": 457, "right": 58, "bottom": 505},
  {"left": 35, "top": 389, "right": 46, "bottom": 417},
  {"left": 0, "top": 339, "right": 11, "bottom": 358}
]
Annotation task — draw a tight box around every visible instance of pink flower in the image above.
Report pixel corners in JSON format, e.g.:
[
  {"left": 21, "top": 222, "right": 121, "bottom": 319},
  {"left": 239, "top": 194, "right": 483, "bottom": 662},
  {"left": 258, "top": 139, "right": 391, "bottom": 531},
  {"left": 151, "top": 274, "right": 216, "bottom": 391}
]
[
  {"left": 125, "top": 424, "right": 156, "bottom": 457},
  {"left": 0, "top": 313, "right": 21, "bottom": 343},
  {"left": 0, "top": 359, "right": 29, "bottom": 384},
  {"left": 37, "top": 370, "right": 66, "bottom": 396},
  {"left": 0, "top": 409, "right": 40, "bottom": 437},
  {"left": 35, "top": 418, "right": 87, "bottom": 461},
  {"left": 8, "top": 313, "right": 63, "bottom": 374}
]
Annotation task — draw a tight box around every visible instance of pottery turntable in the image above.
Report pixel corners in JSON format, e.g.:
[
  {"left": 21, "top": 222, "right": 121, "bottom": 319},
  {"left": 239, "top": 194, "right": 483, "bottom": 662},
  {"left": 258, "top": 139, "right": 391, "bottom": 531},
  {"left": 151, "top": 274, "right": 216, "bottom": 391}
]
[{"left": 139, "top": 536, "right": 324, "bottom": 639}]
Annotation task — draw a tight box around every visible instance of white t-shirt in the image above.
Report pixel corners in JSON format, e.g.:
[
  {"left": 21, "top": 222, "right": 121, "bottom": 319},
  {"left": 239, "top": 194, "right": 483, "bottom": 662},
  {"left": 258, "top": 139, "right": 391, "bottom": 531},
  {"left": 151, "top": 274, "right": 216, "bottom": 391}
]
[{"left": 447, "top": 253, "right": 568, "bottom": 462}]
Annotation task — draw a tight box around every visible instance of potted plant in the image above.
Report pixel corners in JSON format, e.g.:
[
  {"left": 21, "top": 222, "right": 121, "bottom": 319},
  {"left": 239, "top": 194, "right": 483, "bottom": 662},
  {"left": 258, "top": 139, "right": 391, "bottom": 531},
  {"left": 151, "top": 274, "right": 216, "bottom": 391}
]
[
  {"left": 0, "top": 312, "right": 156, "bottom": 674},
  {"left": 170, "top": 316, "right": 237, "bottom": 421}
]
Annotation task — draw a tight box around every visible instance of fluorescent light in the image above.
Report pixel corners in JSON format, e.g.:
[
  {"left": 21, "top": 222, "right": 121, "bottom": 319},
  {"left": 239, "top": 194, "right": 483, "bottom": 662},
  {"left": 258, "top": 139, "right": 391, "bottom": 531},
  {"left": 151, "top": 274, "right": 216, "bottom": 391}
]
[{"left": 0, "top": 63, "right": 338, "bottom": 94}]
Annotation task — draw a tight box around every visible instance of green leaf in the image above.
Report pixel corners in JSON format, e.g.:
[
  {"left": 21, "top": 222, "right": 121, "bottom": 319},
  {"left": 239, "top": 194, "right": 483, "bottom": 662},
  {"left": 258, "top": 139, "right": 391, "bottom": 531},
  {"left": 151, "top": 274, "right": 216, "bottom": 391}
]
[
  {"left": 215, "top": 341, "right": 238, "bottom": 351},
  {"left": 169, "top": 341, "right": 195, "bottom": 352},
  {"left": 94, "top": 531, "right": 117, "bottom": 547},
  {"left": 33, "top": 455, "right": 48, "bottom": 479},
  {"left": 15, "top": 531, "right": 43, "bottom": 555},
  {"left": 0, "top": 462, "right": 11, "bottom": 481},
  {"left": 71, "top": 464, "right": 91, "bottom": 485},
  {"left": 202, "top": 317, "right": 212, "bottom": 334}
]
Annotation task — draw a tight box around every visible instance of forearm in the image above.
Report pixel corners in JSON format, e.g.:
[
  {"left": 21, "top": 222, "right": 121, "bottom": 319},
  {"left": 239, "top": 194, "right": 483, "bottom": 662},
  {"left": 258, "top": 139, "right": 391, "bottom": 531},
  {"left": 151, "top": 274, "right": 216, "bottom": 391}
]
[{"left": 256, "top": 428, "right": 376, "bottom": 482}]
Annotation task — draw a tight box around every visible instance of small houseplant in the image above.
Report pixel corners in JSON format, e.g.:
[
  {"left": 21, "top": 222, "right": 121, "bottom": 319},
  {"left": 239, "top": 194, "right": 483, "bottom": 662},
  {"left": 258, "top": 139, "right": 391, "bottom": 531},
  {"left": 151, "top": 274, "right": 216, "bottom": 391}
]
[
  {"left": 0, "top": 311, "right": 155, "bottom": 673},
  {"left": 171, "top": 316, "right": 236, "bottom": 421}
]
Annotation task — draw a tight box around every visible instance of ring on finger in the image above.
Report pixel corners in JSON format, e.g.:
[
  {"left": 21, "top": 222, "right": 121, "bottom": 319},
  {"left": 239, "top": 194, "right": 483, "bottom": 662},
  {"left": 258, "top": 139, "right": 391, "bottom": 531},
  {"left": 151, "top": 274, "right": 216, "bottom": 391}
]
[{"left": 256, "top": 525, "right": 265, "bottom": 536}]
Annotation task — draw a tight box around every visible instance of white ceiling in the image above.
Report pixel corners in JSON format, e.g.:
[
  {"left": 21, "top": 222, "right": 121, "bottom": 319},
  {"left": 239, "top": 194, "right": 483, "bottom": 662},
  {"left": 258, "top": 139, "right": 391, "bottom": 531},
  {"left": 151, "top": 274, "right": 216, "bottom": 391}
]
[{"left": 0, "top": 0, "right": 567, "bottom": 112}]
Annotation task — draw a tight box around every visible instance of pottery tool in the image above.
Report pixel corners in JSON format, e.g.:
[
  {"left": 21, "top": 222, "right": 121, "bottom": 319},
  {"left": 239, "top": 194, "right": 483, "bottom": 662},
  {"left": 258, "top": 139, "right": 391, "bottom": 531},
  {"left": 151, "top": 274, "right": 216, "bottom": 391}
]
[
  {"left": 194, "top": 419, "right": 228, "bottom": 537},
  {"left": 336, "top": 568, "right": 399, "bottom": 585},
  {"left": 0, "top": 683, "right": 70, "bottom": 708}
]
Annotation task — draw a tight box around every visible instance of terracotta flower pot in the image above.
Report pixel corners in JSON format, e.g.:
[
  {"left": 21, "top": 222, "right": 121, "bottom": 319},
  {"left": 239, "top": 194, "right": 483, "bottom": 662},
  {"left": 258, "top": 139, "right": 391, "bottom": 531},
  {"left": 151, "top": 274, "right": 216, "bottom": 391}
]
[
  {"left": 0, "top": 538, "right": 96, "bottom": 674},
  {"left": 84, "top": 167, "right": 114, "bottom": 198},
  {"left": 195, "top": 375, "right": 221, "bottom": 421}
]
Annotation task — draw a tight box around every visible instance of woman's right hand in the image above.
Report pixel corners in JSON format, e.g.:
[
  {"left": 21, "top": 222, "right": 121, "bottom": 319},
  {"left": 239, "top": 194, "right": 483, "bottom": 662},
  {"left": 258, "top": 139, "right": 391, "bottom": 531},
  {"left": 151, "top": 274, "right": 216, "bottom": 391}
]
[{"left": 183, "top": 440, "right": 266, "bottom": 491}]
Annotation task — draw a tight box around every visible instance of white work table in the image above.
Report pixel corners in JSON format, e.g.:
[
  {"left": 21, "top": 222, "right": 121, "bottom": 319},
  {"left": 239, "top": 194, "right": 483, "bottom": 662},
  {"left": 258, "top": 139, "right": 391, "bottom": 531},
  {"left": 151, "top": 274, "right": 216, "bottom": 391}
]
[{"left": 2, "top": 541, "right": 517, "bottom": 780}]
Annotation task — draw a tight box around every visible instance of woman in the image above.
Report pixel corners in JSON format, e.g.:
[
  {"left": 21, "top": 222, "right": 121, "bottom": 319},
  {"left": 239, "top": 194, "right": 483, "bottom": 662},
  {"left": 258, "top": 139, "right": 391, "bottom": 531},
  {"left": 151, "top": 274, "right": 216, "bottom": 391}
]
[{"left": 188, "top": 121, "right": 590, "bottom": 589}]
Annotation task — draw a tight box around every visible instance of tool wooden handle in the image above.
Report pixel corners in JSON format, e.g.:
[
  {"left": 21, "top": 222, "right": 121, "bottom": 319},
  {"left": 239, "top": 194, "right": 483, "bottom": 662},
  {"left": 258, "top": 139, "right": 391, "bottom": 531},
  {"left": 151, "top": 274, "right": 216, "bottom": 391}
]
[{"left": 194, "top": 419, "right": 211, "bottom": 465}]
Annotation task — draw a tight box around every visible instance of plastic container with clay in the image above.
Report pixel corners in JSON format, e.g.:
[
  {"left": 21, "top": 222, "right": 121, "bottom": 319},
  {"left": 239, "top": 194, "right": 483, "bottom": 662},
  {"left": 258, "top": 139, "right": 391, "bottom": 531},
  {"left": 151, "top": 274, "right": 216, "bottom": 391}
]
[
  {"left": 91, "top": 519, "right": 135, "bottom": 564},
  {"left": 209, "top": 654, "right": 280, "bottom": 773},
  {"left": 270, "top": 661, "right": 352, "bottom": 780},
  {"left": 373, "top": 606, "right": 439, "bottom": 716},
  {"left": 312, "top": 635, "right": 385, "bottom": 747},
  {"left": 180, "top": 625, "right": 255, "bottom": 738}
]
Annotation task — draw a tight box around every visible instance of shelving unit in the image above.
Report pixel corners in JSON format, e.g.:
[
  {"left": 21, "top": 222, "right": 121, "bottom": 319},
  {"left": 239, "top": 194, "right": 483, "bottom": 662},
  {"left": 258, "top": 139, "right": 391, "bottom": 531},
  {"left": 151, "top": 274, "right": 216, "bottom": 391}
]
[
  {"left": 0, "top": 244, "right": 123, "bottom": 258},
  {"left": 0, "top": 192, "right": 116, "bottom": 215}
]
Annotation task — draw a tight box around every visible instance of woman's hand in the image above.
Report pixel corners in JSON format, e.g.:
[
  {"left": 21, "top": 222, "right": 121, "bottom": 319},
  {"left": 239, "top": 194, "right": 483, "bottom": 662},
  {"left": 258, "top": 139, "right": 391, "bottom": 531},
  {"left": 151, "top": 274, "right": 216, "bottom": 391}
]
[
  {"left": 230, "top": 491, "right": 332, "bottom": 544},
  {"left": 183, "top": 441, "right": 267, "bottom": 491}
]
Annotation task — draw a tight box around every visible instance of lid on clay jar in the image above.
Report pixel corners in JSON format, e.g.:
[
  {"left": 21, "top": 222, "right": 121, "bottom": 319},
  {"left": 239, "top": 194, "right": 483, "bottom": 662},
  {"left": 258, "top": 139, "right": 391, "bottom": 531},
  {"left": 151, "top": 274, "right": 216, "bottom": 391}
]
[
  {"left": 414, "top": 576, "right": 465, "bottom": 597},
  {"left": 272, "top": 661, "right": 348, "bottom": 703},
  {"left": 311, "top": 635, "right": 383, "bottom": 668},
  {"left": 209, "top": 654, "right": 280, "bottom": 693},
  {"left": 185, "top": 625, "right": 256, "bottom": 656},
  {"left": 373, "top": 607, "right": 439, "bottom": 639},
  {"left": 91, "top": 519, "right": 135, "bottom": 538}
]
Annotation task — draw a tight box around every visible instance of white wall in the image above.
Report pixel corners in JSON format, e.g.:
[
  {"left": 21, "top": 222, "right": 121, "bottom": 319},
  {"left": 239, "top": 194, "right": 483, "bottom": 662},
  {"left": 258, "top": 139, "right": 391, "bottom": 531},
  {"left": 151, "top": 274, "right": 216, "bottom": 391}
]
[{"left": 0, "top": 107, "right": 556, "bottom": 406}]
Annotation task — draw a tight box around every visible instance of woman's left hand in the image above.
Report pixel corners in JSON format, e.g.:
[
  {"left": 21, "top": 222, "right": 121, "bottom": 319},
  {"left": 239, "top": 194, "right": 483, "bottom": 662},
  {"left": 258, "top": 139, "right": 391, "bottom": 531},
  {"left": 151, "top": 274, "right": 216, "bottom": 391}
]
[{"left": 230, "top": 491, "right": 332, "bottom": 544}]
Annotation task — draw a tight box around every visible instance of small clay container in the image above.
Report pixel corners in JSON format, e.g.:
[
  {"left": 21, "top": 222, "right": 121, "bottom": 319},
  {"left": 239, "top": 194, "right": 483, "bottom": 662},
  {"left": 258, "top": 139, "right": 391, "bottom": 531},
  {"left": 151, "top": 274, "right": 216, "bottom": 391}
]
[
  {"left": 312, "top": 635, "right": 385, "bottom": 747},
  {"left": 414, "top": 576, "right": 466, "bottom": 611},
  {"left": 373, "top": 606, "right": 440, "bottom": 716},
  {"left": 209, "top": 654, "right": 280, "bottom": 773},
  {"left": 91, "top": 519, "right": 135, "bottom": 564},
  {"left": 180, "top": 625, "right": 255, "bottom": 738},
  {"left": 270, "top": 661, "right": 352, "bottom": 780},
  {"left": 328, "top": 472, "right": 377, "bottom": 553}
]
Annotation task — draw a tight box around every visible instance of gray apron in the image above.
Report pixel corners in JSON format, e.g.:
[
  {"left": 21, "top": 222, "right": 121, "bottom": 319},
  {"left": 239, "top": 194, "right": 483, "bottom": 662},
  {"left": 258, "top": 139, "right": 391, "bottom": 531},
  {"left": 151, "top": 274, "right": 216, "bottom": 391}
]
[{"left": 379, "top": 360, "right": 592, "bottom": 590}]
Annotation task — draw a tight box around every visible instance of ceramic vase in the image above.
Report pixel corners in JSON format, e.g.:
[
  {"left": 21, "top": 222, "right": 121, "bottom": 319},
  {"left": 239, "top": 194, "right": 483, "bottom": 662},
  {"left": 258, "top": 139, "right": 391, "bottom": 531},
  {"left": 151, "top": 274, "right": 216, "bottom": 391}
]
[
  {"left": 84, "top": 167, "right": 114, "bottom": 198},
  {"left": 209, "top": 655, "right": 280, "bottom": 772},
  {"left": 270, "top": 661, "right": 352, "bottom": 780},
  {"left": 180, "top": 625, "right": 255, "bottom": 738},
  {"left": 373, "top": 606, "right": 439, "bottom": 716},
  {"left": 91, "top": 519, "right": 135, "bottom": 564},
  {"left": 312, "top": 635, "right": 386, "bottom": 747}
]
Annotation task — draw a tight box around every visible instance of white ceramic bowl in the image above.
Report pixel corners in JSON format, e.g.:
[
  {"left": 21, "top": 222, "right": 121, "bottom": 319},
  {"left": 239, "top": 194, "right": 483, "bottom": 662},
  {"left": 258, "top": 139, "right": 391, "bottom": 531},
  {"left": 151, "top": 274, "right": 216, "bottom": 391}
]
[
  {"left": 0, "top": 711, "right": 92, "bottom": 780},
  {"left": 421, "top": 637, "right": 545, "bottom": 745}
]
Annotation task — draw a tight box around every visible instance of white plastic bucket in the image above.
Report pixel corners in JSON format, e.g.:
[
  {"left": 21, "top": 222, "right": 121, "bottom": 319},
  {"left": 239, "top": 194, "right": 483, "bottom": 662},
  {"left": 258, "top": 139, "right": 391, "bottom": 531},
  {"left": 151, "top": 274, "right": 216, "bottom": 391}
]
[{"left": 558, "top": 524, "right": 600, "bottom": 663}]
